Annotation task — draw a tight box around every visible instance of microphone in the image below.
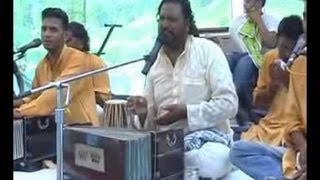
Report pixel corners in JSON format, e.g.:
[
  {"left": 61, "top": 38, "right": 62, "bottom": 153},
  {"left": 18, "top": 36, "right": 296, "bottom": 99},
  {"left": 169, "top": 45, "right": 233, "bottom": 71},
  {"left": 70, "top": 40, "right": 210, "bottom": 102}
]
[
  {"left": 141, "top": 33, "right": 168, "bottom": 75},
  {"left": 286, "top": 34, "right": 306, "bottom": 67},
  {"left": 15, "top": 38, "right": 42, "bottom": 54}
]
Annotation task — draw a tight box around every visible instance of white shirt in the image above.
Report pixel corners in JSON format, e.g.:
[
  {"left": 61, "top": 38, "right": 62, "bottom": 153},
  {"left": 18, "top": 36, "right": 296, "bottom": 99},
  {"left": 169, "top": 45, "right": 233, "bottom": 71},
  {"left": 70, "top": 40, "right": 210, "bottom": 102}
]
[
  {"left": 230, "top": 13, "right": 280, "bottom": 54},
  {"left": 143, "top": 35, "right": 238, "bottom": 136}
]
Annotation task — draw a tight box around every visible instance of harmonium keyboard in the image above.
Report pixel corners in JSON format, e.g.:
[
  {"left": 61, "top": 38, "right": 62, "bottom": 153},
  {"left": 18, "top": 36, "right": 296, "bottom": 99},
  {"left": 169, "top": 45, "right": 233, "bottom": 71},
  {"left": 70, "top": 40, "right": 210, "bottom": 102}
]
[
  {"left": 63, "top": 126, "right": 184, "bottom": 180},
  {"left": 13, "top": 116, "right": 56, "bottom": 170}
]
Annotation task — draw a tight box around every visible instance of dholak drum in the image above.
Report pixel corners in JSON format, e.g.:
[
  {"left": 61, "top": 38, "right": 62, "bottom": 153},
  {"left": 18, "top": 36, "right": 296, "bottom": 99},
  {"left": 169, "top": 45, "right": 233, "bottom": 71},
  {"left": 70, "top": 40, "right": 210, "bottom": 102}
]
[{"left": 102, "top": 99, "right": 131, "bottom": 128}]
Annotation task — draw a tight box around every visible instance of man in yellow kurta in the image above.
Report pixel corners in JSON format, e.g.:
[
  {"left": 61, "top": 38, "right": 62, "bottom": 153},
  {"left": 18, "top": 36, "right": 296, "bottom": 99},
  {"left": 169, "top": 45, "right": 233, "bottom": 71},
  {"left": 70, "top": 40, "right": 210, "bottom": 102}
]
[
  {"left": 241, "top": 15, "right": 304, "bottom": 146},
  {"left": 13, "top": 8, "right": 99, "bottom": 126},
  {"left": 89, "top": 54, "right": 112, "bottom": 106},
  {"left": 65, "top": 21, "right": 112, "bottom": 107},
  {"left": 282, "top": 54, "right": 306, "bottom": 179},
  {"left": 65, "top": 21, "right": 112, "bottom": 123}
]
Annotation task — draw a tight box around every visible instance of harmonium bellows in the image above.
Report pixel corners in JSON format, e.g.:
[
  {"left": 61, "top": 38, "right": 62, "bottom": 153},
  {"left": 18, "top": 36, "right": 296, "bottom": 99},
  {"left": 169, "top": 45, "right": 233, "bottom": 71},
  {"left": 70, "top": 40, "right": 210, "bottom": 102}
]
[
  {"left": 13, "top": 119, "right": 24, "bottom": 161},
  {"left": 63, "top": 127, "right": 184, "bottom": 180},
  {"left": 64, "top": 127, "right": 153, "bottom": 180}
]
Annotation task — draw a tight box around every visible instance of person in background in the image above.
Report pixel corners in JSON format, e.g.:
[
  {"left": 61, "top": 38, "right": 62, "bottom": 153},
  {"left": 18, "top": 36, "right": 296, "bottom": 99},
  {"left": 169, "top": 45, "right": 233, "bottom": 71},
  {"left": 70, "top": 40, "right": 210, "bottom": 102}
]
[
  {"left": 229, "top": 0, "right": 280, "bottom": 130},
  {"left": 230, "top": 0, "right": 307, "bottom": 179},
  {"left": 240, "top": 15, "right": 303, "bottom": 145},
  {"left": 65, "top": 21, "right": 112, "bottom": 123}
]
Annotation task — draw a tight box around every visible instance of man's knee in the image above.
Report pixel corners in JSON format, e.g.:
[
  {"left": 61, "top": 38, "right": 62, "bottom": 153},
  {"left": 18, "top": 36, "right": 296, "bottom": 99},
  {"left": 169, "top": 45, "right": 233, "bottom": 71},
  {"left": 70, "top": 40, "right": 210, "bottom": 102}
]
[
  {"left": 225, "top": 52, "right": 243, "bottom": 72},
  {"left": 234, "top": 56, "right": 257, "bottom": 83},
  {"left": 233, "top": 74, "right": 253, "bottom": 98},
  {"left": 229, "top": 140, "right": 252, "bottom": 164}
]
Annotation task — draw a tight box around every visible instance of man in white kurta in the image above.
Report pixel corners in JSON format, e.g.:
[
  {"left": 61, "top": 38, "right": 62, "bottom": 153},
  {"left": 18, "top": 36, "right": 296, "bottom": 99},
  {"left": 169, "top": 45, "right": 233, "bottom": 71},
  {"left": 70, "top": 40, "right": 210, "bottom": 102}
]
[
  {"left": 145, "top": 35, "right": 238, "bottom": 179},
  {"left": 128, "top": 0, "right": 238, "bottom": 179}
]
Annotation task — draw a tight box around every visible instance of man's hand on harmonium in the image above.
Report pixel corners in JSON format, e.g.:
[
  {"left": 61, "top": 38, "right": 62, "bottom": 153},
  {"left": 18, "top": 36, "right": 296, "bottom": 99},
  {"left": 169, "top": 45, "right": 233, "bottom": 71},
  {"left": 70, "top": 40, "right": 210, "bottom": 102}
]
[
  {"left": 154, "top": 104, "right": 187, "bottom": 125},
  {"left": 126, "top": 96, "right": 148, "bottom": 115},
  {"left": 127, "top": 96, "right": 148, "bottom": 129}
]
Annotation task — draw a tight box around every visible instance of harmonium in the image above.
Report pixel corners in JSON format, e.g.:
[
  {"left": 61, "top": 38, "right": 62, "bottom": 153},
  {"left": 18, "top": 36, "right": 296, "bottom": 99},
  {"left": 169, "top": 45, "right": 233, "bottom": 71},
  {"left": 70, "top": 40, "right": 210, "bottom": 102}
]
[
  {"left": 13, "top": 115, "right": 56, "bottom": 170},
  {"left": 63, "top": 126, "right": 184, "bottom": 180}
]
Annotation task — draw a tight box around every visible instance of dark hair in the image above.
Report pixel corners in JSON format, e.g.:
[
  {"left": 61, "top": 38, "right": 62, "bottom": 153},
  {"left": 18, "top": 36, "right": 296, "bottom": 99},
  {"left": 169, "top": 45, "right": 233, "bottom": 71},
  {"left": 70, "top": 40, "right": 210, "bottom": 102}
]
[
  {"left": 157, "top": 0, "right": 199, "bottom": 37},
  {"left": 278, "top": 15, "right": 303, "bottom": 41},
  {"left": 261, "top": 0, "right": 266, "bottom": 7},
  {"left": 42, "top": 8, "right": 69, "bottom": 30},
  {"left": 67, "top": 21, "right": 90, "bottom": 52}
]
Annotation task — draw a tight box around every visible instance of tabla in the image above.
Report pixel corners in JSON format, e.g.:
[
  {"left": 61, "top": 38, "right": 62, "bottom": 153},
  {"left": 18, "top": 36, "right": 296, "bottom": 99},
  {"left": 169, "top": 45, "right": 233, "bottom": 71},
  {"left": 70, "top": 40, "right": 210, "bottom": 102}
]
[{"left": 102, "top": 99, "right": 131, "bottom": 128}]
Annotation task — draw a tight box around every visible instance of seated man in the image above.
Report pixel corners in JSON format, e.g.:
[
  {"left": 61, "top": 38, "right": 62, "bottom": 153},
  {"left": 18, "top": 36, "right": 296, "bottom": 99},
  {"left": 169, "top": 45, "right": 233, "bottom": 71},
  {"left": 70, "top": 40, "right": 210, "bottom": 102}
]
[
  {"left": 230, "top": 1, "right": 307, "bottom": 179},
  {"left": 229, "top": 0, "right": 280, "bottom": 128},
  {"left": 65, "top": 21, "right": 112, "bottom": 122},
  {"left": 13, "top": 8, "right": 98, "bottom": 126},
  {"left": 241, "top": 15, "right": 303, "bottom": 144},
  {"left": 230, "top": 46, "right": 306, "bottom": 180},
  {"left": 127, "top": 0, "right": 242, "bottom": 179}
]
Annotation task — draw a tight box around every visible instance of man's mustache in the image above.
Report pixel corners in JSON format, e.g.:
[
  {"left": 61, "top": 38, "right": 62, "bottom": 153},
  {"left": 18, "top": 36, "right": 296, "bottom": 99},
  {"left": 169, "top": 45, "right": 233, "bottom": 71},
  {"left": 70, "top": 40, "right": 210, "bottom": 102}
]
[{"left": 159, "top": 28, "right": 174, "bottom": 35}]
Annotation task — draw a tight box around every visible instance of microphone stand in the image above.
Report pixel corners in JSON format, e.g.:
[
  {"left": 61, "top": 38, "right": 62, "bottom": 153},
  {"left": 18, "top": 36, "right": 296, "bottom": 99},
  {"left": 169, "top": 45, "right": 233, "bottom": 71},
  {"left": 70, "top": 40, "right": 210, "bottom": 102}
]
[
  {"left": 94, "top": 24, "right": 122, "bottom": 57},
  {"left": 17, "top": 57, "right": 145, "bottom": 180},
  {"left": 14, "top": 53, "right": 26, "bottom": 96},
  {"left": 14, "top": 52, "right": 25, "bottom": 62},
  {"left": 13, "top": 50, "right": 21, "bottom": 55}
]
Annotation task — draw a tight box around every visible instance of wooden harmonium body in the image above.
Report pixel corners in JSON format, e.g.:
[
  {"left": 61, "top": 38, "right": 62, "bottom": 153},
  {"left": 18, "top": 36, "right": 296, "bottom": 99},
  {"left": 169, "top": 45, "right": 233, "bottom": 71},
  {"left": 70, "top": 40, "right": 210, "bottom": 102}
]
[
  {"left": 63, "top": 126, "right": 184, "bottom": 180},
  {"left": 13, "top": 115, "right": 56, "bottom": 167}
]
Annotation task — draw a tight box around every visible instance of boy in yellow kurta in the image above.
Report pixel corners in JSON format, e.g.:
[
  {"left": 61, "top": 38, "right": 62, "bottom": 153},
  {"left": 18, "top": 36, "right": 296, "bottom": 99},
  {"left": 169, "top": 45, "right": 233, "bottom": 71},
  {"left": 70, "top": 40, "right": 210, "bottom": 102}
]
[
  {"left": 229, "top": 15, "right": 305, "bottom": 179},
  {"left": 241, "top": 15, "right": 304, "bottom": 146},
  {"left": 241, "top": 48, "right": 289, "bottom": 145},
  {"left": 230, "top": 53, "right": 306, "bottom": 180},
  {"left": 13, "top": 8, "right": 99, "bottom": 126}
]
